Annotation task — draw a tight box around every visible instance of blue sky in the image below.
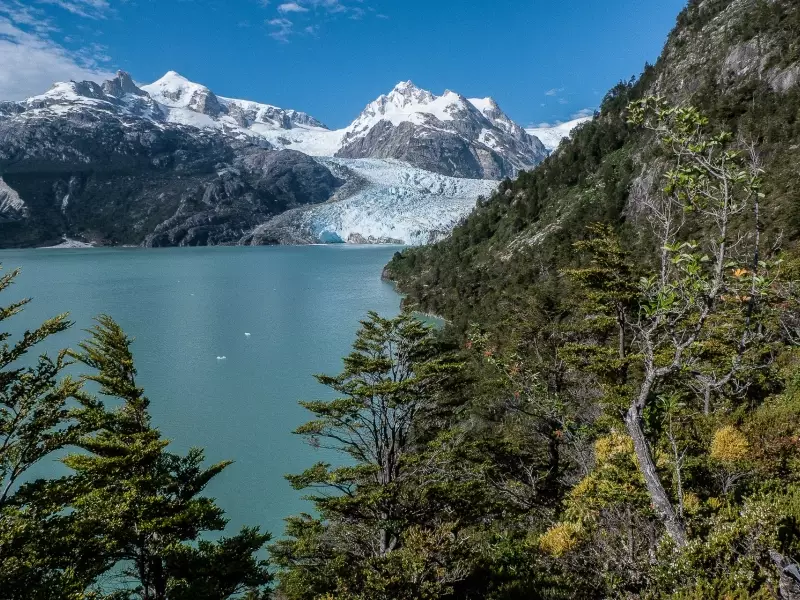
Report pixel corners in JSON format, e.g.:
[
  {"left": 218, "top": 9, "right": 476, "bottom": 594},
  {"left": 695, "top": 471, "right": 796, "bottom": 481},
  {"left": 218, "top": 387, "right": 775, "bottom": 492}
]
[{"left": 0, "top": 0, "right": 686, "bottom": 128}]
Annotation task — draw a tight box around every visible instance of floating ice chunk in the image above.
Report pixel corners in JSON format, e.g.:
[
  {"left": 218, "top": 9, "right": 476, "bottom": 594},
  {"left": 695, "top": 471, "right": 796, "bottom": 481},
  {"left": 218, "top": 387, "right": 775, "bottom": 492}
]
[
  {"left": 216, "top": 356, "right": 227, "bottom": 360},
  {"left": 244, "top": 333, "right": 251, "bottom": 337}
]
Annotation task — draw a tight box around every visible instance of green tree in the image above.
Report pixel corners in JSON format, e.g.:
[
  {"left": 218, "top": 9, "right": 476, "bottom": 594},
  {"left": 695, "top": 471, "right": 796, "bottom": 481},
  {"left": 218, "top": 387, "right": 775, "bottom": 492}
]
[
  {"left": 272, "top": 311, "right": 463, "bottom": 599},
  {"left": 0, "top": 266, "right": 102, "bottom": 598},
  {"left": 65, "top": 316, "right": 271, "bottom": 600}
]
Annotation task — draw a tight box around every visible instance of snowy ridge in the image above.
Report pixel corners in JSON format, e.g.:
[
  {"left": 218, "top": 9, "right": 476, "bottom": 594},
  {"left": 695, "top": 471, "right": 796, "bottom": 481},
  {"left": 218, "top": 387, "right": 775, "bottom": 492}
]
[
  {"left": 344, "top": 81, "right": 468, "bottom": 139},
  {"left": 140, "top": 71, "right": 330, "bottom": 143},
  {"left": 525, "top": 117, "right": 591, "bottom": 153}
]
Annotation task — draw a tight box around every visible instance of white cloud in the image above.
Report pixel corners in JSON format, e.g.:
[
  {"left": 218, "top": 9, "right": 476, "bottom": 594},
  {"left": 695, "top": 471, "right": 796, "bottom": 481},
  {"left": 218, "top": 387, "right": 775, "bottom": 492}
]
[
  {"left": 545, "top": 88, "right": 563, "bottom": 97},
  {"left": 0, "top": 17, "right": 113, "bottom": 100},
  {"left": 38, "top": 0, "right": 111, "bottom": 20},
  {"left": 278, "top": 2, "right": 308, "bottom": 13},
  {"left": 307, "top": 0, "right": 347, "bottom": 14},
  {"left": 571, "top": 108, "right": 595, "bottom": 119},
  {"left": 267, "top": 17, "right": 293, "bottom": 41},
  {"left": 0, "top": 1, "right": 54, "bottom": 32},
  {"left": 263, "top": 0, "right": 379, "bottom": 40}
]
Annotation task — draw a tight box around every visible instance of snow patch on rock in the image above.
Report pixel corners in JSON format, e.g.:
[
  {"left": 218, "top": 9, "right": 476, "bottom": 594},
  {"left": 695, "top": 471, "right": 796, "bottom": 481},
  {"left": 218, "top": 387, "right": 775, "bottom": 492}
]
[
  {"left": 42, "top": 237, "right": 95, "bottom": 249},
  {"left": 0, "top": 178, "right": 26, "bottom": 219}
]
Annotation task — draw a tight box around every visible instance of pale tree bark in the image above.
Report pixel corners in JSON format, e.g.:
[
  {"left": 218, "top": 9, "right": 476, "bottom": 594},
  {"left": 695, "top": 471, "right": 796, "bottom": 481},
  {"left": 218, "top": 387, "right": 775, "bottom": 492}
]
[{"left": 623, "top": 102, "right": 764, "bottom": 548}]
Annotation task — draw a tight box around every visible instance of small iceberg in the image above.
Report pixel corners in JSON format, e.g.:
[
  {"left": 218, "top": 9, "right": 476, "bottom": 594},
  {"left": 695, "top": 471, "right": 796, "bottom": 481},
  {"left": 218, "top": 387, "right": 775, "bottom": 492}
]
[
  {"left": 244, "top": 333, "right": 251, "bottom": 337},
  {"left": 216, "top": 356, "right": 227, "bottom": 360}
]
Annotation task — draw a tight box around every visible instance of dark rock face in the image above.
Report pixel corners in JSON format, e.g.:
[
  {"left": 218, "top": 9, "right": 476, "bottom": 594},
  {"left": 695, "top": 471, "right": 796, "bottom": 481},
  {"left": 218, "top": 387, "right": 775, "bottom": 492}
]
[
  {"left": 336, "top": 121, "right": 495, "bottom": 180},
  {"left": 143, "top": 150, "right": 342, "bottom": 247},
  {"left": 0, "top": 74, "right": 343, "bottom": 248},
  {"left": 102, "top": 71, "right": 148, "bottom": 98}
]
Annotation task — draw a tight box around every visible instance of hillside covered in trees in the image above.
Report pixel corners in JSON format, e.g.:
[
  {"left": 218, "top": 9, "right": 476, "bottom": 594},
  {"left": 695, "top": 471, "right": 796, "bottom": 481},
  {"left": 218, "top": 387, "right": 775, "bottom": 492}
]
[
  {"left": 4, "top": 0, "right": 800, "bottom": 598},
  {"left": 386, "top": 0, "right": 800, "bottom": 332}
]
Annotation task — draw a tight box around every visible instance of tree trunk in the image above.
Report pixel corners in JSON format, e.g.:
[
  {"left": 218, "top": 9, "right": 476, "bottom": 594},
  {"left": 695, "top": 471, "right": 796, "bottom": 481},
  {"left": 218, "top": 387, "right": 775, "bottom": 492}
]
[
  {"left": 379, "top": 525, "right": 397, "bottom": 556},
  {"left": 771, "top": 550, "right": 800, "bottom": 600},
  {"left": 625, "top": 404, "right": 687, "bottom": 548},
  {"left": 153, "top": 556, "right": 167, "bottom": 600}
]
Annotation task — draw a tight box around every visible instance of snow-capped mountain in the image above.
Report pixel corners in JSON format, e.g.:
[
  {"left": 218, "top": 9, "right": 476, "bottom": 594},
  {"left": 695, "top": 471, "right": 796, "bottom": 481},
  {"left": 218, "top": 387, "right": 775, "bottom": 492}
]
[
  {"left": 135, "top": 75, "right": 550, "bottom": 180},
  {"left": 525, "top": 117, "right": 591, "bottom": 153},
  {"left": 0, "top": 70, "right": 590, "bottom": 248},
  {"left": 0, "top": 71, "right": 343, "bottom": 248},
  {"left": 336, "top": 81, "right": 547, "bottom": 179},
  {"left": 141, "top": 71, "right": 328, "bottom": 135}
]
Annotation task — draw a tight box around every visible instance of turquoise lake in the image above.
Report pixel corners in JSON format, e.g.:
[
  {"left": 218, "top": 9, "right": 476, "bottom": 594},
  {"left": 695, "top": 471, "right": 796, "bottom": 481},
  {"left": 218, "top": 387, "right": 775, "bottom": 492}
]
[{"left": 0, "top": 245, "right": 402, "bottom": 539}]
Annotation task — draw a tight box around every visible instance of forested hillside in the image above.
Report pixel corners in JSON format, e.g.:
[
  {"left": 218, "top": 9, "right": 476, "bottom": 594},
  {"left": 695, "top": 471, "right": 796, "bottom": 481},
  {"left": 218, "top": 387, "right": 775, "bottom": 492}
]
[
  {"left": 4, "top": 0, "right": 800, "bottom": 598},
  {"left": 346, "top": 0, "right": 800, "bottom": 597},
  {"left": 386, "top": 0, "right": 800, "bottom": 332}
]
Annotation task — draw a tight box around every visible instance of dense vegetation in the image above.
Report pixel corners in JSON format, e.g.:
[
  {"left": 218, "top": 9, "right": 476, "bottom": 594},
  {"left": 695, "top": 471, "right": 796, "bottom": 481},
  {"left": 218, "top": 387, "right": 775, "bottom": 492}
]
[
  {"left": 4, "top": 0, "right": 800, "bottom": 598},
  {"left": 386, "top": 0, "right": 800, "bottom": 333},
  {"left": 0, "top": 289, "right": 271, "bottom": 599}
]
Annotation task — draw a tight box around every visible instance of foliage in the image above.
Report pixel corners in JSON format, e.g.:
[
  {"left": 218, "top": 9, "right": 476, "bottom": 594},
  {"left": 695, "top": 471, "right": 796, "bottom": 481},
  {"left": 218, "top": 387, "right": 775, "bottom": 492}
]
[
  {"left": 9, "top": 1, "right": 800, "bottom": 598},
  {"left": 65, "top": 316, "right": 272, "bottom": 600},
  {"left": 382, "top": 71, "right": 800, "bottom": 595},
  {"left": 0, "top": 276, "right": 270, "bottom": 599},
  {"left": 710, "top": 426, "right": 750, "bottom": 463},
  {"left": 0, "top": 265, "right": 103, "bottom": 597}
]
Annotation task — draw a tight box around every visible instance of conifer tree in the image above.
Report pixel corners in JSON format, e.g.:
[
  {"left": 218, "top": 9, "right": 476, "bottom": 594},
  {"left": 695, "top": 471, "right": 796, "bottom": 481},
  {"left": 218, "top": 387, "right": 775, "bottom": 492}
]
[
  {"left": 0, "top": 266, "right": 101, "bottom": 598},
  {"left": 273, "top": 311, "right": 462, "bottom": 599},
  {"left": 66, "top": 316, "right": 271, "bottom": 600}
]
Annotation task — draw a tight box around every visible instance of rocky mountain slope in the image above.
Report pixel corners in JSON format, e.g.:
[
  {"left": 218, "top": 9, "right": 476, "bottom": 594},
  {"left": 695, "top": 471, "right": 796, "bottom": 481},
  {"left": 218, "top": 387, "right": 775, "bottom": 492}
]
[
  {"left": 335, "top": 81, "right": 547, "bottom": 179},
  {"left": 0, "top": 72, "right": 342, "bottom": 248},
  {"left": 386, "top": 0, "right": 800, "bottom": 328},
  {"left": 0, "top": 71, "right": 581, "bottom": 248}
]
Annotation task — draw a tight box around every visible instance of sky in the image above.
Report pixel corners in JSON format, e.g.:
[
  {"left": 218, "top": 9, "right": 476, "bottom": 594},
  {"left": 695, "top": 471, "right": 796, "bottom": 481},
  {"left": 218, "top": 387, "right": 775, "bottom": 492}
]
[{"left": 0, "top": 0, "right": 687, "bottom": 129}]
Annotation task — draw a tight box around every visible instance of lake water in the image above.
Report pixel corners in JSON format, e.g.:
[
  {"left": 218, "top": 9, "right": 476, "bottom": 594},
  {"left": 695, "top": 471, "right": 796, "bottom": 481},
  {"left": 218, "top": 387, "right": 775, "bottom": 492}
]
[{"left": 0, "top": 245, "right": 401, "bottom": 539}]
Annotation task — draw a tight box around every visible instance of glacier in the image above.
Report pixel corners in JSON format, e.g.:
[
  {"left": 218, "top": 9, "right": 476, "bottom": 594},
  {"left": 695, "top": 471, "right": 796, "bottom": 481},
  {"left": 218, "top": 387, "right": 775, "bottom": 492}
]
[{"left": 242, "top": 159, "right": 498, "bottom": 246}]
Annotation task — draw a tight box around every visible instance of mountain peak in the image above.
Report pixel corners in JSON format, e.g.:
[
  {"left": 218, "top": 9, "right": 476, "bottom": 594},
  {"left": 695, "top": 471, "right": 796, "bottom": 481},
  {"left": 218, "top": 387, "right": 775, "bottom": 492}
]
[
  {"left": 469, "top": 97, "right": 499, "bottom": 112},
  {"left": 386, "top": 80, "right": 435, "bottom": 105},
  {"left": 102, "top": 71, "right": 145, "bottom": 98},
  {"left": 392, "top": 80, "right": 419, "bottom": 93},
  {"left": 144, "top": 71, "right": 207, "bottom": 97},
  {"left": 160, "top": 70, "right": 192, "bottom": 84},
  {"left": 141, "top": 71, "right": 223, "bottom": 116}
]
